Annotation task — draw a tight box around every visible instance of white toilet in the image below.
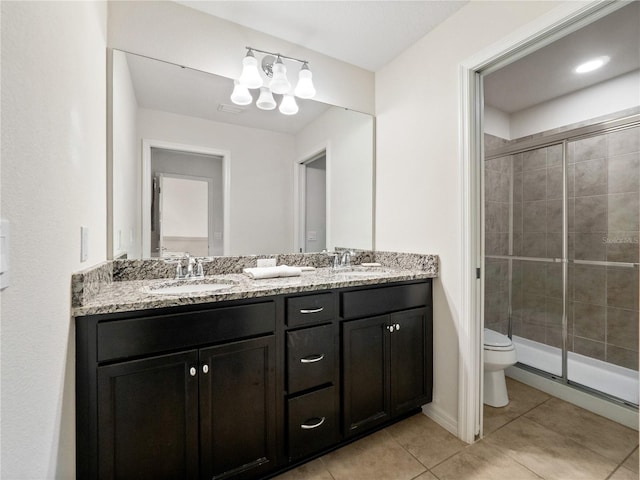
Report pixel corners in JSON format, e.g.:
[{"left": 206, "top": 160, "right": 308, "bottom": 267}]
[{"left": 483, "top": 328, "right": 517, "bottom": 407}]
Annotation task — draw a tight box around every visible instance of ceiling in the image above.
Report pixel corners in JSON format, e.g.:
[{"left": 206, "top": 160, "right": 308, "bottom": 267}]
[
  {"left": 175, "top": 1, "right": 468, "bottom": 72},
  {"left": 484, "top": 1, "right": 640, "bottom": 114}
]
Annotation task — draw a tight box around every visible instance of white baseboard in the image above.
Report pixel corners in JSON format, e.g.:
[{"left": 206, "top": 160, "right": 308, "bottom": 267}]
[
  {"left": 506, "top": 366, "right": 638, "bottom": 430},
  {"left": 422, "top": 403, "right": 460, "bottom": 438}
]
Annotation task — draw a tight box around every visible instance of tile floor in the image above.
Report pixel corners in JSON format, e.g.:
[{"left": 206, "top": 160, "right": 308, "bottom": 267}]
[{"left": 273, "top": 378, "right": 639, "bottom": 480}]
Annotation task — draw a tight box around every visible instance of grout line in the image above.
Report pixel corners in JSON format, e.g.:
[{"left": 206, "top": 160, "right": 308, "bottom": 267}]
[
  {"left": 318, "top": 456, "right": 338, "bottom": 480},
  {"left": 382, "top": 423, "right": 432, "bottom": 478}
]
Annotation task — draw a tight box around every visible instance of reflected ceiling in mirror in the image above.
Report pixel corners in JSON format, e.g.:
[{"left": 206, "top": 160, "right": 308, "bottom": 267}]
[{"left": 110, "top": 50, "right": 374, "bottom": 260}]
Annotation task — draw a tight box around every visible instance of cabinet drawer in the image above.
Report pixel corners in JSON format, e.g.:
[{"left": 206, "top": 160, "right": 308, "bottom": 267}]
[
  {"left": 97, "top": 302, "right": 275, "bottom": 362},
  {"left": 288, "top": 386, "right": 338, "bottom": 460},
  {"left": 287, "top": 324, "right": 335, "bottom": 394},
  {"left": 341, "top": 282, "right": 431, "bottom": 319},
  {"left": 286, "top": 292, "right": 335, "bottom": 327}
]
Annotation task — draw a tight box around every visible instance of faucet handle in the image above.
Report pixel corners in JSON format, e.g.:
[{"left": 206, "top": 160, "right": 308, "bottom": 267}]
[{"left": 195, "top": 260, "right": 204, "bottom": 278}]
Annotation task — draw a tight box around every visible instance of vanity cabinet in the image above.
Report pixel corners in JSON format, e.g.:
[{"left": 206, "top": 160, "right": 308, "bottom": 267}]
[
  {"left": 284, "top": 292, "right": 340, "bottom": 462},
  {"left": 78, "top": 300, "right": 278, "bottom": 480},
  {"left": 341, "top": 283, "right": 432, "bottom": 437},
  {"left": 76, "top": 279, "right": 432, "bottom": 480}
]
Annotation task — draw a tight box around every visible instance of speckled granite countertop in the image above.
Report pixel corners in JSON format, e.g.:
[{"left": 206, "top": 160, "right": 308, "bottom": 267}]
[{"left": 72, "top": 266, "right": 437, "bottom": 316}]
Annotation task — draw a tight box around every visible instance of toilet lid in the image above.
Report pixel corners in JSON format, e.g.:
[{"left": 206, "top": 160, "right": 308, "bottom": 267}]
[{"left": 484, "top": 328, "right": 512, "bottom": 348}]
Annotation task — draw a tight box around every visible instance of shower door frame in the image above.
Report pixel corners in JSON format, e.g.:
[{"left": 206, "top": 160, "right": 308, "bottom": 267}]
[{"left": 485, "top": 114, "right": 640, "bottom": 401}]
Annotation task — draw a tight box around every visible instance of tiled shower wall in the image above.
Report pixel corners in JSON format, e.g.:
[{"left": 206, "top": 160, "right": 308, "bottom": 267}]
[{"left": 484, "top": 125, "right": 639, "bottom": 371}]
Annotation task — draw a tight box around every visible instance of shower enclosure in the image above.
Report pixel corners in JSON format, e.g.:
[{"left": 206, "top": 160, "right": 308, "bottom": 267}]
[{"left": 484, "top": 115, "right": 640, "bottom": 406}]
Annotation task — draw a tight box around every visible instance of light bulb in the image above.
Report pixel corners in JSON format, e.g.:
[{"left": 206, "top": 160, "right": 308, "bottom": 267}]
[
  {"left": 279, "top": 94, "right": 298, "bottom": 115},
  {"left": 230, "top": 80, "right": 252, "bottom": 105},
  {"left": 256, "top": 87, "right": 276, "bottom": 110},
  {"left": 238, "top": 50, "right": 263, "bottom": 89},
  {"left": 269, "top": 57, "right": 291, "bottom": 94},
  {"left": 294, "top": 64, "right": 316, "bottom": 99},
  {"left": 575, "top": 56, "right": 610, "bottom": 74}
]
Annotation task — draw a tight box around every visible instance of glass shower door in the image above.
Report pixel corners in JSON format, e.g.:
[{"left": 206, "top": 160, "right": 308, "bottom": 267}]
[
  {"left": 567, "top": 125, "right": 639, "bottom": 405},
  {"left": 510, "top": 143, "right": 564, "bottom": 376}
]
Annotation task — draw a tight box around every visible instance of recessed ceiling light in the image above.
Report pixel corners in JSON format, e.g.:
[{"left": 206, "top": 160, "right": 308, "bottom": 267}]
[{"left": 574, "top": 56, "right": 610, "bottom": 74}]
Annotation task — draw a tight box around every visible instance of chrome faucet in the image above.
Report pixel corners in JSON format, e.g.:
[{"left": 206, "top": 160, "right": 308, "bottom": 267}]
[
  {"left": 174, "top": 253, "right": 204, "bottom": 279},
  {"left": 324, "top": 251, "right": 340, "bottom": 269},
  {"left": 340, "top": 251, "right": 352, "bottom": 268}
]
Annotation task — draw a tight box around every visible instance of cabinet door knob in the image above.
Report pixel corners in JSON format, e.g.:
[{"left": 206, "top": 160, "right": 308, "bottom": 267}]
[
  {"left": 300, "top": 417, "right": 326, "bottom": 430},
  {"left": 202, "top": 364, "right": 209, "bottom": 374},
  {"left": 300, "top": 354, "right": 325, "bottom": 364},
  {"left": 395, "top": 323, "right": 400, "bottom": 330},
  {"left": 189, "top": 367, "right": 197, "bottom": 377},
  {"left": 387, "top": 325, "right": 394, "bottom": 332},
  {"left": 300, "top": 307, "right": 324, "bottom": 314}
]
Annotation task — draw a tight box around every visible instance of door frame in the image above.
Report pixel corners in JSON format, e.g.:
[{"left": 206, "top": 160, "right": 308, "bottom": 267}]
[
  {"left": 142, "top": 139, "right": 231, "bottom": 258},
  {"left": 458, "top": 0, "right": 624, "bottom": 442}
]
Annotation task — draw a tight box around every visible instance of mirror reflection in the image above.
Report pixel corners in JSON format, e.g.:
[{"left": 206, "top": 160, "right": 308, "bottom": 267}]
[{"left": 110, "top": 50, "right": 374, "bottom": 259}]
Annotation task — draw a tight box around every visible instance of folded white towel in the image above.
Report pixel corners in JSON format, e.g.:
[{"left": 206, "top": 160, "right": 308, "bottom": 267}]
[{"left": 243, "top": 265, "right": 302, "bottom": 279}]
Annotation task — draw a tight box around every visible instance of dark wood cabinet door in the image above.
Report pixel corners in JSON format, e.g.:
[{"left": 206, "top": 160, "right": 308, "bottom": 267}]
[
  {"left": 97, "top": 350, "right": 200, "bottom": 480},
  {"left": 199, "top": 336, "right": 277, "bottom": 480},
  {"left": 342, "top": 315, "right": 390, "bottom": 436},
  {"left": 390, "top": 308, "right": 433, "bottom": 415}
]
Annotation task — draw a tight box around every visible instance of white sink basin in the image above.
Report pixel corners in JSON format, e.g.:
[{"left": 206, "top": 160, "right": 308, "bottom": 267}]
[{"left": 146, "top": 282, "right": 234, "bottom": 295}]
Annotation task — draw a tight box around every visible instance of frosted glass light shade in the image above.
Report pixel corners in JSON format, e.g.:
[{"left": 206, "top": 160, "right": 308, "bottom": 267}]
[
  {"left": 230, "top": 80, "right": 252, "bottom": 105},
  {"left": 256, "top": 87, "right": 276, "bottom": 110},
  {"left": 238, "top": 52, "right": 263, "bottom": 89},
  {"left": 279, "top": 94, "right": 298, "bottom": 115},
  {"left": 294, "top": 65, "right": 316, "bottom": 99},
  {"left": 269, "top": 57, "right": 291, "bottom": 94}
]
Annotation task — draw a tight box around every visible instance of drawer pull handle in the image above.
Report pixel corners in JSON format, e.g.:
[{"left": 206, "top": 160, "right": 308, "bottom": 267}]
[
  {"left": 300, "top": 354, "right": 325, "bottom": 364},
  {"left": 300, "top": 307, "right": 324, "bottom": 314},
  {"left": 301, "top": 417, "right": 326, "bottom": 430}
]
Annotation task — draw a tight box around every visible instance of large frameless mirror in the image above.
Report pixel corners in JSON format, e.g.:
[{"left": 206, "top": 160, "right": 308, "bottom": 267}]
[{"left": 109, "top": 50, "right": 374, "bottom": 259}]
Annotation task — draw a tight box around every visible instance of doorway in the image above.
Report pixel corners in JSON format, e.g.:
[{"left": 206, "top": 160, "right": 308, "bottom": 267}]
[
  {"left": 152, "top": 174, "right": 211, "bottom": 257},
  {"left": 460, "top": 1, "right": 639, "bottom": 441},
  {"left": 142, "top": 142, "right": 230, "bottom": 258},
  {"left": 300, "top": 151, "right": 327, "bottom": 253}
]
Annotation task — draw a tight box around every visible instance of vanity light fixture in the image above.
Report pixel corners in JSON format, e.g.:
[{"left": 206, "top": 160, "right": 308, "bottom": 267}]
[
  {"left": 575, "top": 55, "right": 610, "bottom": 74},
  {"left": 230, "top": 46, "right": 316, "bottom": 115}
]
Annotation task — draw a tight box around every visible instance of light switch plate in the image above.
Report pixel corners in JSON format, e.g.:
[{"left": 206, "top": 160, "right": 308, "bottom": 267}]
[{"left": 81, "top": 226, "right": 89, "bottom": 262}]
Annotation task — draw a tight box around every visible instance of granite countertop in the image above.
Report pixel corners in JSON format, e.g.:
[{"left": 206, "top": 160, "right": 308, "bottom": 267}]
[{"left": 73, "top": 266, "right": 436, "bottom": 317}]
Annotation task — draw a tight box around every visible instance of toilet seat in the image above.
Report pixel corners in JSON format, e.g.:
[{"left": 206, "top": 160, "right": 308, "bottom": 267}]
[{"left": 484, "top": 328, "right": 514, "bottom": 351}]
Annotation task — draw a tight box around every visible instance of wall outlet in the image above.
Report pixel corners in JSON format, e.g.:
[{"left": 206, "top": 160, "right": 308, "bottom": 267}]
[{"left": 257, "top": 258, "right": 276, "bottom": 268}]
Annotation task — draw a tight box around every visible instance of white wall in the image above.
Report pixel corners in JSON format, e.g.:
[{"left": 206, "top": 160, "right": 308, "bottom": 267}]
[
  {"left": 161, "top": 177, "right": 208, "bottom": 237},
  {"left": 375, "top": 0, "right": 562, "bottom": 433},
  {"left": 112, "top": 50, "right": 140, "bottom": 258},
  {"left": 296, "top": 107, "right": 374, "bottom": 251},
  {"left": 510, "top": 69, "right": 640, "bottom": 138},
  {"left": 138, "top": 108, "right": 295, "bottom": 255},
  {"left": 484, "top": 105, "right": 511, "bottom": 140},
  {"left": 0, "top": 2, "right": 107, "bottom": 478},
  {"left": 108, "top": 1, "right": 374, "bottom": 115}
]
